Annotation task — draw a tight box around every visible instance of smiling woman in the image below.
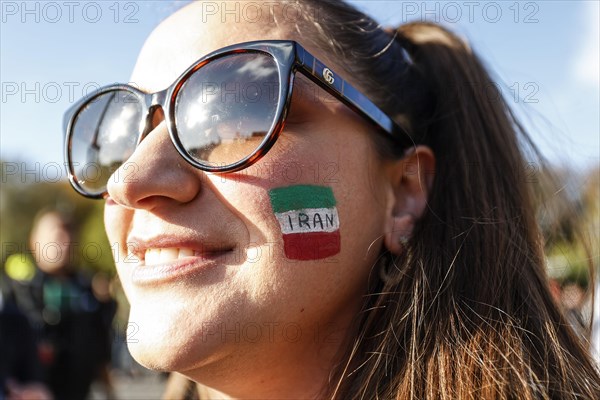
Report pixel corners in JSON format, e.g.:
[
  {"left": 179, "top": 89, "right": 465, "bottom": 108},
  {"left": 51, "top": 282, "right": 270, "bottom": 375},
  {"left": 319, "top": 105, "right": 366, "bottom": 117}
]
[{"left": 62, "top": 0, "right": 600, "bottom": 399}]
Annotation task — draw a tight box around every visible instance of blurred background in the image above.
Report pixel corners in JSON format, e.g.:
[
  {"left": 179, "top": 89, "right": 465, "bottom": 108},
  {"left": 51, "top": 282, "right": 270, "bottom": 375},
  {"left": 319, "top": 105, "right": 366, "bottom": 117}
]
[{"left": 1, "top": 1, "right": 598, "bottom": 399}]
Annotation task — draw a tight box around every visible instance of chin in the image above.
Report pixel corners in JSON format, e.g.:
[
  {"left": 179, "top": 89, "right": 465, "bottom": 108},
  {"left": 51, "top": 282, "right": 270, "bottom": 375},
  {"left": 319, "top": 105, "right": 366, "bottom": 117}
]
[
  {"left": 127, "top": 339, "right": 193, "bottom": 372},
  {"left": 125, "top": 303, "right": 234, "bottom": 373},
  {"left": 126, "top": 323, "right": 212, "bottom": 372}
]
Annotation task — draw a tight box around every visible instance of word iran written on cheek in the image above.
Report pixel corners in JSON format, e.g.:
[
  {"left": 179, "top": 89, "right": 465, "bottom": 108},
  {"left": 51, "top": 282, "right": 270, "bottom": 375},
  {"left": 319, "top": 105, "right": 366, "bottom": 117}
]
[{"left": 269, "top": 185, "right": 340, "bottom": 260}]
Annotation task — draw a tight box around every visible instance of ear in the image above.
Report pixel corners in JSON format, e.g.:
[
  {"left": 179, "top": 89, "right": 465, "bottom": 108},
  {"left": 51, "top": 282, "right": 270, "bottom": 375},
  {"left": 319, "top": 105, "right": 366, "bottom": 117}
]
[{"left": 383, "top": 146, "right": 435, "bottom": 255}]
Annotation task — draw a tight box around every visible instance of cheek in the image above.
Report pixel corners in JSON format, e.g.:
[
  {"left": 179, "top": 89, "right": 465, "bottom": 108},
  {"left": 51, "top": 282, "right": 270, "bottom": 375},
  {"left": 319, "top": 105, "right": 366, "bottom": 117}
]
[
  {"left": 220, "top": 133, "right": 385, "bottom": 293},
  {"left": 206, "top": 174, "right": 277, "bottom": 248},
  {"left": 210, "top": 139, "right": 345, "bottom": 260},
  {"left": 255, "top": 128, "right": 384, "bottom": 263},
  {"left": 103, "top": 204, "right": 133, "bottom": 272}
]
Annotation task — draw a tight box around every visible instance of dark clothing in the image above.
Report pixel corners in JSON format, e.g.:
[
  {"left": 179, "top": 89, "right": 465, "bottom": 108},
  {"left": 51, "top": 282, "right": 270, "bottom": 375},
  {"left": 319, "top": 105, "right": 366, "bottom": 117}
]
[
  {"left": 0, "top": 298, "right": 42, "bottom": 398},
  {"left": 8, "top": 270, "right": 116, "bottom": 400}
]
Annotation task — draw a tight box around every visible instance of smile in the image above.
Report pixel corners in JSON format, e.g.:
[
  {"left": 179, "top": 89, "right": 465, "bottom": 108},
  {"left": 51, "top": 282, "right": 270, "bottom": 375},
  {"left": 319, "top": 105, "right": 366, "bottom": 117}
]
[
  {"left": 132, "top": 249, "right": 231, "bottom": 286},
  {"left": 126, "top": 236, "right": 236, "bottom": 286}
]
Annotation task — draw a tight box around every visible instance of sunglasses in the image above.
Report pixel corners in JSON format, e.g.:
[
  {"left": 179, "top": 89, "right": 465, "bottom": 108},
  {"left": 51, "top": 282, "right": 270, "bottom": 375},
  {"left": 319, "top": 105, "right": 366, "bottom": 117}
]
[{"left": 64, "top": 40, "right": 413, "bottom": 199}]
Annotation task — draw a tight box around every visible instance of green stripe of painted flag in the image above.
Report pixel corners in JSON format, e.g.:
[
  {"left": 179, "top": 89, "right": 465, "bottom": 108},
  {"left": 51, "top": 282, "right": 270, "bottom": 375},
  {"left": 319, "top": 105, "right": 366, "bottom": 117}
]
[{"left": 269, "top": 185, "right": 336, "bottom": 213}]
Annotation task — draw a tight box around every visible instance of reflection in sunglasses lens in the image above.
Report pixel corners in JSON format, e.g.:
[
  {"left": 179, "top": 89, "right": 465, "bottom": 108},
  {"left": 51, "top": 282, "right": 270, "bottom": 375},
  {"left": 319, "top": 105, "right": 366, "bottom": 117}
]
[
  {"left": 175, "top": 52, "right": 280, "bottom": 167},
  {"left": 69, "top": 90, "right": 143, "bottom": 195}
]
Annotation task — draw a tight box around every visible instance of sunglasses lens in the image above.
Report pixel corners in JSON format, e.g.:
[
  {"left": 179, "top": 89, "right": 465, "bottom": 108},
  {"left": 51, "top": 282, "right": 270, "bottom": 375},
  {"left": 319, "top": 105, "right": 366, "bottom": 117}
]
[
  {"left": 174, "top": 52, "right": 280, "bottom": 168},
  {"left": 68, "top": 90, "right": 143, "bottom": 196}
]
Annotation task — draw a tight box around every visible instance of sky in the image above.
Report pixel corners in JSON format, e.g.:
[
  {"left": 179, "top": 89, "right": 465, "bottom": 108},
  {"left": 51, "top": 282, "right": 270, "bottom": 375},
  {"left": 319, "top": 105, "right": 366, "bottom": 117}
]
[{"left": 1, "top": 0, "right": 599, "bottom": 181}]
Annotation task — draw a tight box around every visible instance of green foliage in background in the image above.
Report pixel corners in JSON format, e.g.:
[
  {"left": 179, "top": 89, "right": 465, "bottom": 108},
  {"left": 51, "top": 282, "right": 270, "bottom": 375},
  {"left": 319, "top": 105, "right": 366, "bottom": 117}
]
[
  {"left": 534, "top": 166, "right": 599, "bottom": 289},
  {"left": 1, "top": 161, "right": 116, "bottom": 276}
]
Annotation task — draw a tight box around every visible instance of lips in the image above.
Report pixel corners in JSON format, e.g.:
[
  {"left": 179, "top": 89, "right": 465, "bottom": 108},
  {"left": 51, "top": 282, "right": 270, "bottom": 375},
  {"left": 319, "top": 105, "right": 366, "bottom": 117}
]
[
  {"left": 126, "top": 235, "right": 235, "bottom": 285},
  {"left": 128, "top": 236, "right": 233, "bottom": 262}
]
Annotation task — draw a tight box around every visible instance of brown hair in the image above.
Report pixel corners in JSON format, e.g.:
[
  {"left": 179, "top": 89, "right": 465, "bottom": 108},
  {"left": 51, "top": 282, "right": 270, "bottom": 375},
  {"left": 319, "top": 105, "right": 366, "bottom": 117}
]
[{"left": 286, "top": 1, "right": 600, "bottom": 398}]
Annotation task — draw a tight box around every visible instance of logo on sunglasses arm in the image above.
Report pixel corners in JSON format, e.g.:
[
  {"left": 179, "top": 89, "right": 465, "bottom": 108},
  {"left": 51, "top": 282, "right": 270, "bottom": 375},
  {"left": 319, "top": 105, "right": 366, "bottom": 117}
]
[{"left": 322, "top": 68, "right": 335, "bottom": 85}]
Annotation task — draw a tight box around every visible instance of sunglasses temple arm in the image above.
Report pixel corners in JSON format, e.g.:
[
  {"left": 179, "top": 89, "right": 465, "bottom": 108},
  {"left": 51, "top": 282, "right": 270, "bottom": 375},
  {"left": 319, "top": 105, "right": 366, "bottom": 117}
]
[{"left": 292, "top": 45, "right": 413, "bottom": 148}]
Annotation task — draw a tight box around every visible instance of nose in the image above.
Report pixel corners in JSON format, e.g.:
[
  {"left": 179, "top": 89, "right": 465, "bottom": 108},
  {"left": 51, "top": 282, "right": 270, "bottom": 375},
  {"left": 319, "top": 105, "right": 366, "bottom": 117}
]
[{"left": 106, "top": 108, "right": 202, "bottom": 210}]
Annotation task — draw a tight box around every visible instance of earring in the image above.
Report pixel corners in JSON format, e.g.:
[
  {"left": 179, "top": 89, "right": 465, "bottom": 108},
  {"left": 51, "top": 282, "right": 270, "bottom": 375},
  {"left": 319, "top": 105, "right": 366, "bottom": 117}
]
[
  {"left": 384, "top": 212, "right": 416, "bottom": 256},
  {"left": 399, "top": 235, "right": 410, "bottom": 246}
]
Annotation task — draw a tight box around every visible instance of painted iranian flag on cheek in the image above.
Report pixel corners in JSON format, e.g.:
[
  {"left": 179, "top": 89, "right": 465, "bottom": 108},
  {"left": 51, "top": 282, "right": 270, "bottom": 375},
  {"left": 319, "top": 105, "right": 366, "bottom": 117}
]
[{"left": 269, "top": 185, "right": 341, "bottom": 261}]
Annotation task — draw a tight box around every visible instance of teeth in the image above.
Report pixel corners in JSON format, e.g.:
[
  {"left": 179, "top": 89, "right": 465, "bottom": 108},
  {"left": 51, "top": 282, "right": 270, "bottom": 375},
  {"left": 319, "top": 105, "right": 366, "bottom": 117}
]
[
  {"left": 144, "top": 248, "right": 195, "bottom": 265},
  {"left": 160, "top": 248, "right": 179, "bottom": 262},
  {"left": 179, "top": 248, "right": 194, "bottom": 257},
  {"left": 146, "top": 248, "right": 160, "bottom": 265}
]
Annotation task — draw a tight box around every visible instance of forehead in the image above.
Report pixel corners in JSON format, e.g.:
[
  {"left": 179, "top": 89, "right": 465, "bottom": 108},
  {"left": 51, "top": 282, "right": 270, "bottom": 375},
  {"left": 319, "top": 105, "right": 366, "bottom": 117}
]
[
  {"left": 131, "top": 2, "right": 328, "bottom": 92},
  {"left": 34, "top": 213, "right": 66, "bottom": 233}
]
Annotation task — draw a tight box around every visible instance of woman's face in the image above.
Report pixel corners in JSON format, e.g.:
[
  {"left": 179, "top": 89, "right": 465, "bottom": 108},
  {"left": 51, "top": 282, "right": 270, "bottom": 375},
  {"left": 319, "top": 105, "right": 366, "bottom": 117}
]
[{"left": 104, "top": 2, "right": 393, "bottom": 385}]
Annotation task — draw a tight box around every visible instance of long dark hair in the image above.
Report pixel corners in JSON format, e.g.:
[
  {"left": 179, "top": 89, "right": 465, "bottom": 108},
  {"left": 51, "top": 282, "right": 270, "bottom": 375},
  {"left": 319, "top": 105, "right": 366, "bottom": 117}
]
[{"left": 287, "top": 1, "right": 600, "bottom": 398}]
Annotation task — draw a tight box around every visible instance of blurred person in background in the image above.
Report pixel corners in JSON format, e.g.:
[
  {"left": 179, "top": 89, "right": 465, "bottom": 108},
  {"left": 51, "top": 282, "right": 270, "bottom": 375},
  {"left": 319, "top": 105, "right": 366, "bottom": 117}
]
[
  {"left": 1, "top": 271, "right": 53, "bottom": 400},
  {"left": 8, "top": 209, "right": 116, "bottom": 400}
]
